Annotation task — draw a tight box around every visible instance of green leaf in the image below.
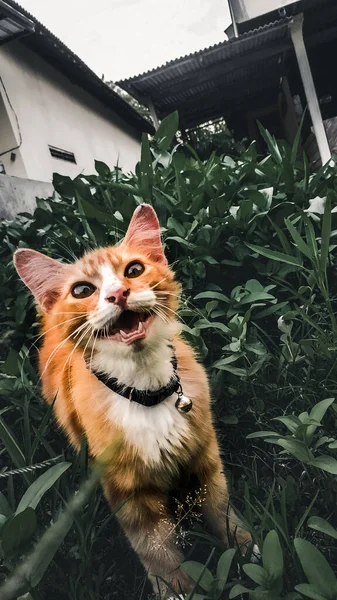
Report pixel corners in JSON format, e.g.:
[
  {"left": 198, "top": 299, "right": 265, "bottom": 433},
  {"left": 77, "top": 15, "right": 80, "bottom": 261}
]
[
  {"left": 307, "top": 516, "right": 337, "bottom": 540},
  {"left": 229, "top": 584, "right": 251, "bottom": 598},
  {"left": 180, "top": 561, "right": 213, "bottom": 591},
  {"left": 304, "top": 215, "right": 319, "bottom": 261},
  {"left": 294, "top": 538, "right": 337, "bottom": 598},
  {"left": 2, "top": 507, "right": 37, "bottom": 558},
  {"left": 16, "top": 462, "right": 71, "bottom": 514},
  {"left": 262, "top": 530, "right": 283, "bottom": 582},
  {"left": 320, "top": 191, "right": 332, "bottom": 274},
  {"left": 309, "top": 398, "right": 334, "bottom": 423},
  {"left": 2, "top": 348, "right": 21, "bottom": 376},
  {"left": 236, "top": 292, "right": 275, "bottom": 305},
  {"left": 193, "top": 321, "right": 231, "bottom": 334},
  {"left": 257, "top": 122, "right": 282, "bottom": 164},
  {"left": 247, "top": 431, "right": 280, "bottom": 439},
  {"left": 139, "top": 133, "right": 153, "bottom": 199},
  {"left": 213, "top": 355, "right": 242, "bottom": 368},
  {"left": 215, "top": 365, "right": 247, "bottom": 376},
  {"left": 94, "top": 160, "right": 110, "bottom": 177},
  {"left": 308, "top": 455, "right": 337, "bottom": 474},
  {"left": 245, "top": 279, "right": 264, "bottom": 292},
  {"left": 0, "top": 492, "right": 12, "bottom": 518},
  {"left": 294, "top": 584, "right": 327, "bottom": 600},
  {"left": 273, "top": 416, "right": 301, "bottom": 434},
  {"left": 194, "top": 291, "right": 229, "bottom": 302},
  {"left": 291, "top": 110, "right": 306, "bottom": 164},
  {"left": 52, "top": 173, "right": 75, "bottom": 198},
  {"left": 166, "top": 235, "right": 195, "bottom": 248},
  {"left": 284, "top": 218, "right": 312, "bottom": 260},
  {"left": 246, "top": 243, "right": 303, "bottom": 267},
  {"left": 153, "top": 110, "right": 179, "bottom": 151},
  {"left": 215, "top": 548, "right": 236, "bottom": 594},
  {"left": 269, "top": 438, "right": 310, "bottom": 462},
  {"left": 222, "top": 415, "right": 239, "bottom": 427},
  {"left": 167, "top": 216, "right": 185, "bottom": 237},
  {"left": 243, "top": 563, "right": 269, "bottom": 586}
]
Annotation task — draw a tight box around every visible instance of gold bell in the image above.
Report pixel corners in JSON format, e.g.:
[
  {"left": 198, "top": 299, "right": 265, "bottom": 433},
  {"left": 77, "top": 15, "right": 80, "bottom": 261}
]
[{"left": 175, "top": 391, "right": 193, "bottom": 413}]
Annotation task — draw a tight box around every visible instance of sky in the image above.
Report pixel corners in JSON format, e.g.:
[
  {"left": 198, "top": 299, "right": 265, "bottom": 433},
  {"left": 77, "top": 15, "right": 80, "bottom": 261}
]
[{"left": 22, "top": 0, "right": 232, "bottom": 82}]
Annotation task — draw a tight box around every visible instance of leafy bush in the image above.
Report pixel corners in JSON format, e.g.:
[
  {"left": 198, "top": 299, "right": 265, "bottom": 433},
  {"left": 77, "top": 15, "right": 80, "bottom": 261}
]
[{"left": 1, "top": 112, "right": 337, "bottom": 599}]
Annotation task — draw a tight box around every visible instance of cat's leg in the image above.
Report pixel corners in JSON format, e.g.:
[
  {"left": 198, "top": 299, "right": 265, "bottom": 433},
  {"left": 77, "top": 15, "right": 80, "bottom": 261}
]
[
  {"left": 113, "top": 491, "right": 192, "bottom": 597},
  {"left": 194, "top": 438, "right": 252, "bottom": 551}
]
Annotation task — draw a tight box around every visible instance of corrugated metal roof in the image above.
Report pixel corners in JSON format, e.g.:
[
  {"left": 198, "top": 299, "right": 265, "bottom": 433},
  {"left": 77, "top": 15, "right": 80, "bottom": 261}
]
[
  {"left": 118, "top": 0, "right": 337, "bottom": 130},
  {"left": 0, "top": 0, "right": 153, "bottom": 134},
  {"left": 117, "top": 19, "right": 291, "bottom": 129}
]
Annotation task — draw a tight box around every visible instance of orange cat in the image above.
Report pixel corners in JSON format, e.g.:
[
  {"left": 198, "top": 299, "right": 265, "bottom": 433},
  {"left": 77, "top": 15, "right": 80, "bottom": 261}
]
[{"left": 14, "top": 204, "right": 251, "bottom": 597}]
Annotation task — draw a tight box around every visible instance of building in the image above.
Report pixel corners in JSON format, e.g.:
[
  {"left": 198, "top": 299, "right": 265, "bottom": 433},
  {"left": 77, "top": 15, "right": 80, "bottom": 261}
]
[
  {"left": 118, "top": 0, "right": 337, "bottom": 167},
  {"left": 0, "top": 0, "right": 153, "bottom": 182}
]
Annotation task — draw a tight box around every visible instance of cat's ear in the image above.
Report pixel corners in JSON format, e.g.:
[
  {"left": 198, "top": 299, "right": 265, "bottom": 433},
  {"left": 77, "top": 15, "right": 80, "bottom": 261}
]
[
  {"left": 14, "top": 249, "right": 69, "bottom": 312},
  {"left": 122, "top": 204, "right": 167, "bottom": 265}
]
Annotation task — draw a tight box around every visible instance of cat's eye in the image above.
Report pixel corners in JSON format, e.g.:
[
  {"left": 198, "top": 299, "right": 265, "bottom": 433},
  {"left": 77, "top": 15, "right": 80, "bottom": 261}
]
[
  {"left": 71, "top": 282, "right": 96, "bottom": 299},
  {"left": 124, "top": 262, "right": 145, "bottom": 278}
]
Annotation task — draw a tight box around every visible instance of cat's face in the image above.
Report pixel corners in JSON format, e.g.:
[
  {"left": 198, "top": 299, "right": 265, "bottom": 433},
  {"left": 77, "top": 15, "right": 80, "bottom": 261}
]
[{"left": 14, "top": 205, "right": 180, "bottom": 352}]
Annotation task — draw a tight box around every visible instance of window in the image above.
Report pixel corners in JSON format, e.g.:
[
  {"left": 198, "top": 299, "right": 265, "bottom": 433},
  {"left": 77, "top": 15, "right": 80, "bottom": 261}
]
[{"left": 48, "top": 145, "right": 76, "bottom": 163}]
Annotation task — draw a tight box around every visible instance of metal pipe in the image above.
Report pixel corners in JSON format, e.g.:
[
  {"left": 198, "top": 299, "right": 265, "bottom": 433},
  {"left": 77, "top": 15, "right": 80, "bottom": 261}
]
[
  {"left": 227, "top": 0, "right": 239, "bottom": 38},
  {"left": 289, "top": 13, "right": 331, "bottom": 165}
]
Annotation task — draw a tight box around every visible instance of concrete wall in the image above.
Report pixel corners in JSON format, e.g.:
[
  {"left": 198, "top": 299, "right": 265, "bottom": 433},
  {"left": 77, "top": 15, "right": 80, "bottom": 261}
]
[
  {"left": 0, "top": 42, "right": 141, "bottom": 181},
  {"left": 0, "top": 174, "right": 53, "bottom": 220}
]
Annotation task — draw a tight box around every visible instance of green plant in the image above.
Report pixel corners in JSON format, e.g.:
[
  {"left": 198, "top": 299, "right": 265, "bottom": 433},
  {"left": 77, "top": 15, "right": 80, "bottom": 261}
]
[
  {"left": 247, "top": 398, "right": 337, "bottom": 473},
  {"left": 1, "top": 112, "right": 337, "bottom": 598}
]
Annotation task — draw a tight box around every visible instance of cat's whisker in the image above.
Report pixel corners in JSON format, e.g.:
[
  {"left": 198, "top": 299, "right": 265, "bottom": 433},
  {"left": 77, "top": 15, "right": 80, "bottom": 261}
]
[
  {"left": 28, "top": 316, "right": 89, "bottom": 353},
  {"left": 69, "top": 326, "right": 95, "bottom": 388},
  {"left": 88, "top": 330, "right": 99, "bottom": 375},
  {"left": 51, "top": 312, "right": 89, "bottom": 316},
  {"left": 150, "top": 277, "right": 168, "bottom": 290},
  {"left": 61, "top": 324, "right": 93, "bottom": 375},
  {"left": 152, "top": 306, "right": 169, "bottom": 325},
  {"left": 154, "top": 301, "right": 187, "bottom": 326},
  {"left": 40, "top": 320, "right": 90, "bottom": 378},
  {"left": 160, "top": 292, "right": 211, "bottom": 322},
  {"left": 155, "top": 302, "right": 177, "bottom": 316},
  {"left": 52, "top": 239, "right": 78, "bottom": 263},
  {"left": 156, "top": 291, "right": 181, "bottom": 298}
]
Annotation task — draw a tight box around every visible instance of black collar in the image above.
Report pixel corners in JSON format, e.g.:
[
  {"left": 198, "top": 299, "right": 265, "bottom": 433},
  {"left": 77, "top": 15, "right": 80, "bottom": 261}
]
[{"left": 88, "top": 353, "right": 181, "bottom": 408}]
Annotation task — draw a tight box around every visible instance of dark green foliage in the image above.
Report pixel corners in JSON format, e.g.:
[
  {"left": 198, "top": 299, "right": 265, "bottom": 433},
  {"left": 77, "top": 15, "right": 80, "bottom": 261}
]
[{"left": 1, "top": 113, "right": 337, "bottom": 598}]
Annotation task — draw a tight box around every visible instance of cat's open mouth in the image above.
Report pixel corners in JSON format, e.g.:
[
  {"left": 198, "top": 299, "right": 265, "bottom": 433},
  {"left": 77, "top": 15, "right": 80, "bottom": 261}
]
[{"left": 97, "top": 310, "right": 154, "bottom": 345}]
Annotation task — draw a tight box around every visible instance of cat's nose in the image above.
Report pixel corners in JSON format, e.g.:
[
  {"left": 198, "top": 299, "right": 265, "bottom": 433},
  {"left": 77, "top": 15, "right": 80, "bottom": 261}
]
[{"left": 105, "top": 286, "right": 130, "bottom": 308}]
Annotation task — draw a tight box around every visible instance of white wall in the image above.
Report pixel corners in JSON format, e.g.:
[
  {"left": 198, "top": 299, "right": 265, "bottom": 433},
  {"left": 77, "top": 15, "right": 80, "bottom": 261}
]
[{"left": 0, "top": 42, "right": 141, "bottom": 181}]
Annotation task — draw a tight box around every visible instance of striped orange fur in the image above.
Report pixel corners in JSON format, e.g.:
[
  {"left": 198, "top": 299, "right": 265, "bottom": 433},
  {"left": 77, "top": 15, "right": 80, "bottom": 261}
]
[{"left": 14, "top": 204, "right": 251, "bottom": 597}]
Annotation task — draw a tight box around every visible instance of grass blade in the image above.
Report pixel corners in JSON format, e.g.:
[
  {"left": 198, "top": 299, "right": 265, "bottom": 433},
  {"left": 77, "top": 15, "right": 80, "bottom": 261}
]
[
  {"left": 320, "top": 191, "right": 332, "bottom": 275},
  {"left": 246, "top": 243, "right": 303, "bottom": 267},
  {"left": 284, "top": 217, "right": 312, "bottom": 261},
  {"left": 0, "top": 415, "right": 30, "bottom": 485}
]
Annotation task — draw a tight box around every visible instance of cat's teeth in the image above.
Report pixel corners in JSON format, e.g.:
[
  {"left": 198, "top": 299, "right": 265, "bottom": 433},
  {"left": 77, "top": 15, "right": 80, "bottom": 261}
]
[
  {"left": 120, "top": 330, "right": 128, "bottom": 338},
  {"left": 138, "top": 321, "right": 143, "bottom": 332}
]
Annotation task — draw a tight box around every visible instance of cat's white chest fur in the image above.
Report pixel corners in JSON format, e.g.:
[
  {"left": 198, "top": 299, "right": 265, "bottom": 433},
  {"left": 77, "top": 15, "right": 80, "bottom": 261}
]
[
  {"left": 107, "top": 392, "right": 189, "bottom": 464},
  {"left": 92, "top": 320, "right": 190, "bottom": 465}
]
